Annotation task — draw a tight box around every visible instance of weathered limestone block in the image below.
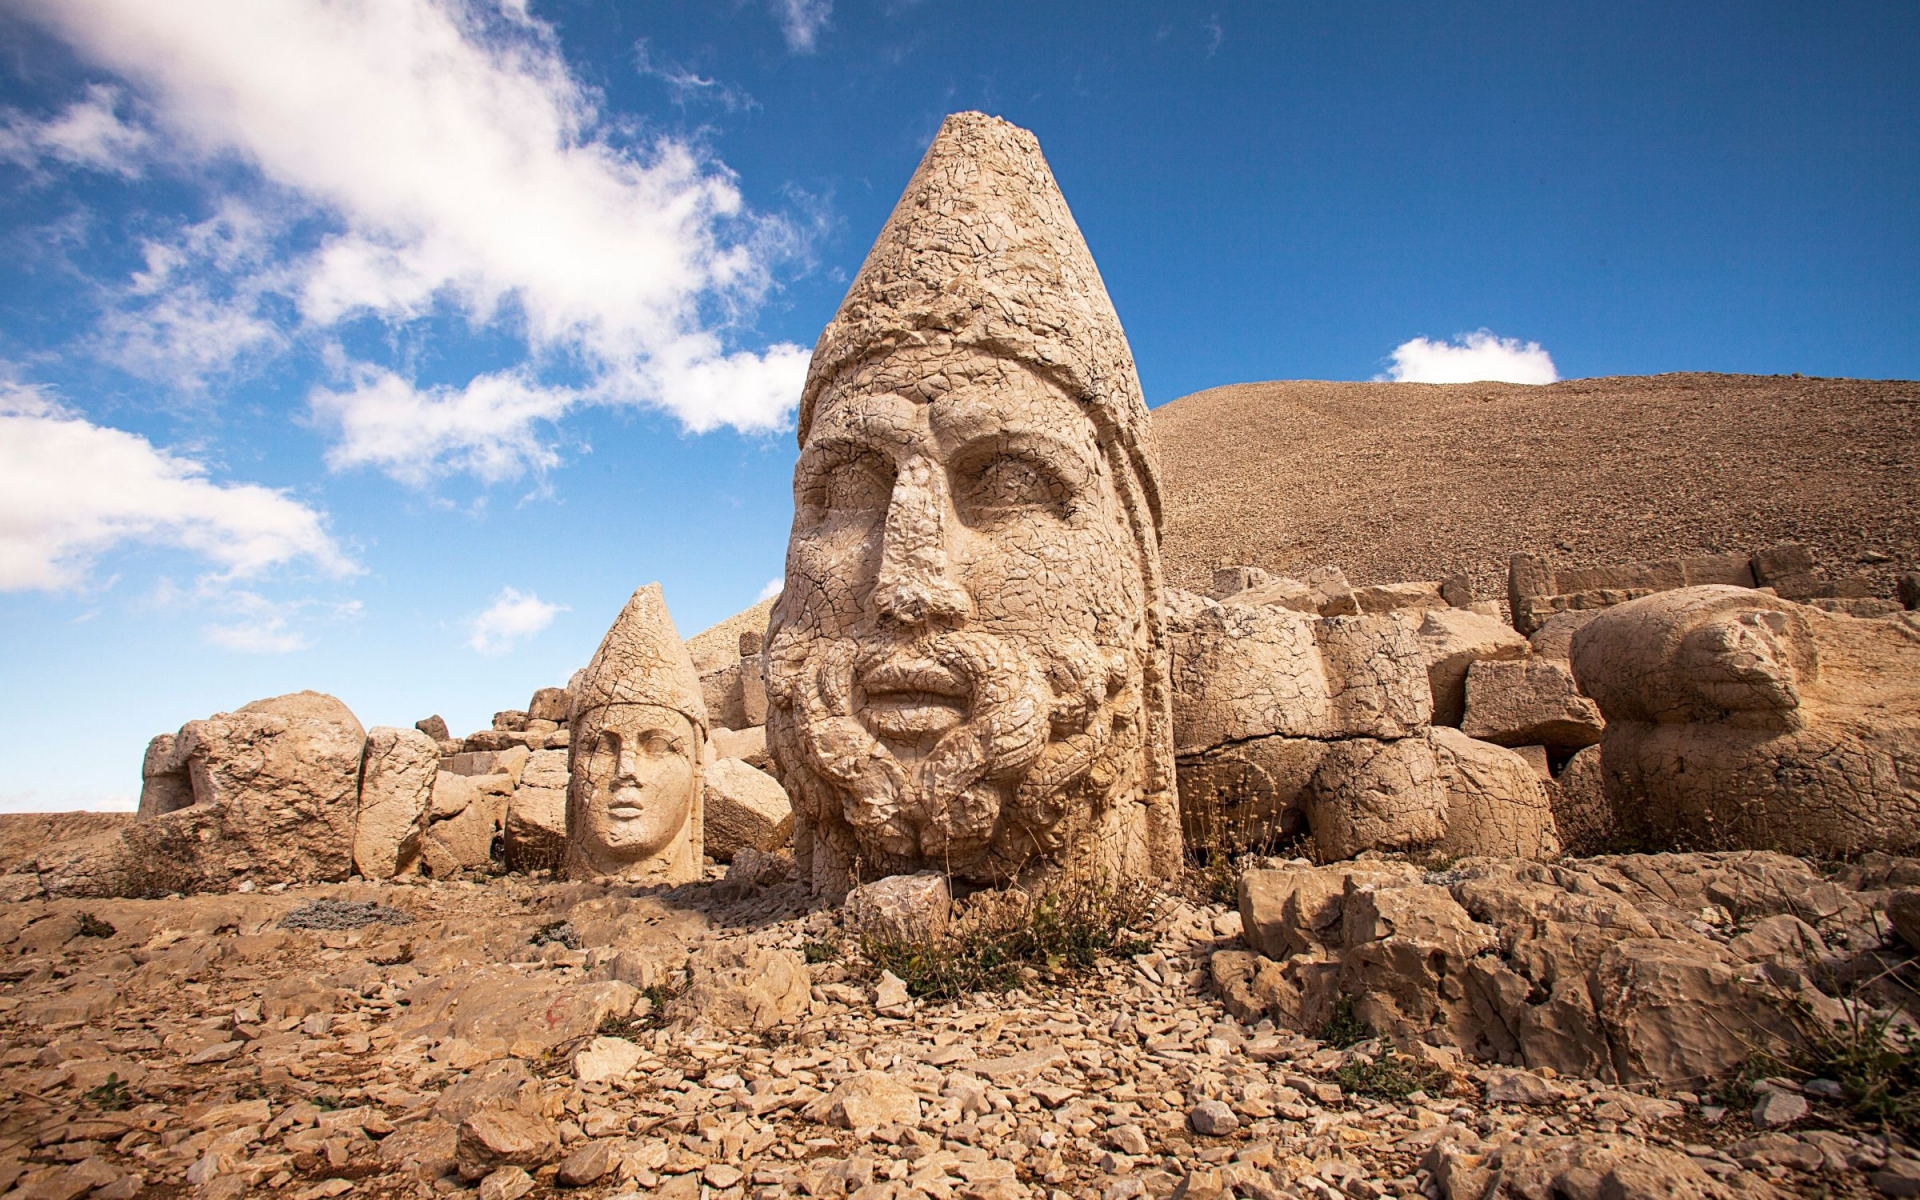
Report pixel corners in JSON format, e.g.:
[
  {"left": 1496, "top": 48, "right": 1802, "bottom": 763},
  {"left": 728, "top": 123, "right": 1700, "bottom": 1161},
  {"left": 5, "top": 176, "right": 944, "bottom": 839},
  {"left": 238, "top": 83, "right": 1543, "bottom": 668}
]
[
  {"left": 1548, "top": 745, "right": 1613, "bottom": 855},
  {"left": 845, "top": 873, "right": 952, "bottom": 942},
  {"left": 1430, "top": 728, "right": 1560, "bottom": 860},
  {"left": 702, "top": 758, "right": 794, "bottom": 862},
  {"left": 503, "top": 750, "right": 569, "bottom": 873},
  {"left": 1316, "top": 614, "right": 1436, "bottom": 735},
  {"left": 1306, "top": 734, "right": 1446, "bottom": 861},
  {"left": 1236, "top": 565, "right": 1360, "bottom": 617},
  {"left": 1509, "top": 550, "right": 1760, "bottom": 635},
  {"left": 1527, "top": 609, "right": 1602, "bottom": 662},
  {"left": 1169, "top": 596, "right": 1430, "bottom": 751},
  {"left": 124, "top": 691, "right": 367, "bottom": 891},
  {"left": 1176, "top": 735, "right": 1325, "bottom": 853},
  {"left": 1461, "top": 658, "right": 1604, "bottom": 749},
  {"left": 766, "top": 112, "right": 1181, "bottom": 897},
  {"left": 422, "top": 772, "right": 512, "bottom": 876},
  {"left": 710, "top": 725, "right": 768, "bottom": 768},
  {"left": 1353, "top": 580, "right": 1445, "bottom": 613},
  {"left": 1238, "top": 861, "right": 1422, "bottom": 961},
  {"left": 1406, "top": 608, "right": 1532, "bottom": 727},
  {"left": 671, "top": 944, "right": 811, "bottom": 1031},
  {"left": 354, "top": 726, "right": 438, "bottom": 879},
  {"left": 1340, "top": 883, "right": 1499, "bottom": 1051},
  {"left": 416, "top": 715, "right": 451, "bottom": 742},
  {"left": 1572, "top": 586, "right": 1920, "bottom": 855},
  {"left": 1235, "top": 855, "right": 1829, "bottom": 1085},
  {"left": 566, "top": 584, "right": 708, "bottom": 884},
  {"left": 441, "top": 746, "right": 531, "bottom": 780},
  {"left": 527, "top": 687, "right": 569, "bottom": 724}
]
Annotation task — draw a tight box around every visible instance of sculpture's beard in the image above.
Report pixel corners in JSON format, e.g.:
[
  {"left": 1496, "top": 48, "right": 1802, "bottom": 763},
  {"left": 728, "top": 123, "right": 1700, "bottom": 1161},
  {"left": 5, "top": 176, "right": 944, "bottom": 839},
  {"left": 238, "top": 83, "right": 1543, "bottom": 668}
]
[{"left": 767, "top": 627, "right": 1139, "bottom": 876}]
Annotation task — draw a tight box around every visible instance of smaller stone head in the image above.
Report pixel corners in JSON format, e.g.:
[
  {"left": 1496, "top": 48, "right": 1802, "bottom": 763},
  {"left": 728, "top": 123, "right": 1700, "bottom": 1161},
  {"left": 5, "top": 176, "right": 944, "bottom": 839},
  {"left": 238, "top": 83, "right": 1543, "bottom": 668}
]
[{"left": 566, "top": 584, "right": 709, "bottom": 882}]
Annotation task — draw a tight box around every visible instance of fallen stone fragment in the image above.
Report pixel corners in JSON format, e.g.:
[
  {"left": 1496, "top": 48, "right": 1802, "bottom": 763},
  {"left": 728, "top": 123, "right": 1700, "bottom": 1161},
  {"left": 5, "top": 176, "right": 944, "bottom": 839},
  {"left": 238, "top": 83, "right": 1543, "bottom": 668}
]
[
  {"left": 1751, "top": 1089, "right": 1809, "bottom": 1129},
  {"left": 572, "top": 1035, "right": 643, "bottom": 1083},
  {"left": 556, "top": 1140, "right": 615, "bottom": 1187},
  {"left": 456, "top": 1108, "right": 560, "bottom": 1181},
  {"left": 812, "top": 1071, "right": 921, "bottom": 1135},
  {"left": 479, "top": 1166, "right": 534, "bottom": 1200},
  {"left": 1187, "top": 1100, "right": 1239, "bottom": 1136},
  {"left": 701, "top": 758, "right": 794, "bottom": 862},
  {"left": 846, "top": 873, "right": 952, "bottom": 942}
]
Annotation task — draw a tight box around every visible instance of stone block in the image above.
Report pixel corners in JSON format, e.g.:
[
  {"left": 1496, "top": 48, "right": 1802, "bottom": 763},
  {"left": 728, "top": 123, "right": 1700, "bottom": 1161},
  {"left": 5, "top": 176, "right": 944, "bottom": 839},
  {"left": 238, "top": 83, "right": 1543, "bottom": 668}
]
[
  {"left": 354, "top": 726, "right": 438, "bottom": 879},
  {"left": 1462, "top": 659, "right": 1604, "bottom": 749},
  {"left": 702, "top": 758, "right": 793, "bottom": 862}
]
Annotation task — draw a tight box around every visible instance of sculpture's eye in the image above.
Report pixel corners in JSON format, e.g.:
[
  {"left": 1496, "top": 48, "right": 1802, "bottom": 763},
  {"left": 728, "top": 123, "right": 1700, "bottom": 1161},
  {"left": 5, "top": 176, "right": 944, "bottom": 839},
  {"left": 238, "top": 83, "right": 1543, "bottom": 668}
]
[
  {"left": 637, "top": 731, "right": 679, "bottom": 758},
  {"left": 955, "top": 452, "right": 1071, "bottom": 525},
  {"left": 798, "top": 444, "right": 893, "bottom": 523}
]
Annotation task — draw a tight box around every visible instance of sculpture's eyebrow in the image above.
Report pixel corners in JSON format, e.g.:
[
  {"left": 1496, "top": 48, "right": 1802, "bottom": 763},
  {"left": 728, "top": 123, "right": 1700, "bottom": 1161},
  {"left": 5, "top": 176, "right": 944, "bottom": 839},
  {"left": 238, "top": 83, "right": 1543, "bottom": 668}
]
[{"left": 944, "top": 427, "right": 1092, "bottom": 491}]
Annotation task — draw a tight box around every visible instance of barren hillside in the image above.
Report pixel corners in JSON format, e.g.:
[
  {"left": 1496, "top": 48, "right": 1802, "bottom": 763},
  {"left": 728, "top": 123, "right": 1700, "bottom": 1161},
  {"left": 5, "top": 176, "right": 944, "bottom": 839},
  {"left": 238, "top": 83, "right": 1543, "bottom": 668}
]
[{"left": 1150, "top": 372, "right": 1919, "bottom": 601}]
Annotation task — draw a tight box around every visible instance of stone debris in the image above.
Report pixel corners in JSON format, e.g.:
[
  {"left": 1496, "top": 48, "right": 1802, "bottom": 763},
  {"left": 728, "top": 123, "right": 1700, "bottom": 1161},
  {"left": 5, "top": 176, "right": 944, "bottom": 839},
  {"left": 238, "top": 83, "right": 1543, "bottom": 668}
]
[
  {"left": 277, "top": 898, "right": 415, "bottom": 930},
  {"left": 0, "top": 856, "right": 1910, "bottom": 1200}
]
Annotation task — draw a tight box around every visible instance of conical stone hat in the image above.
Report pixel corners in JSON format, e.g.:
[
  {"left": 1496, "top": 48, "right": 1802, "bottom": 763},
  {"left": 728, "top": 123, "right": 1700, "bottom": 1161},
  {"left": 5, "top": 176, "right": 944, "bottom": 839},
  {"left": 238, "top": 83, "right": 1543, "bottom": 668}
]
[
  {"left": 797, "top": 110, "right": 1163, "bottom": 532},
  {"left": 571, "top": 583, "right": 708, "bottom": 732}
]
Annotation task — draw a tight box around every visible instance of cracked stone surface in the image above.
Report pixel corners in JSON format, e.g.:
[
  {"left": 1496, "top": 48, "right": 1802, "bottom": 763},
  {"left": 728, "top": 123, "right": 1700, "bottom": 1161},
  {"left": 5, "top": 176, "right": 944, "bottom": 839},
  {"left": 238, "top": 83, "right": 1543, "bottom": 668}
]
[
  {"left": 765, "top": 112, "right": 1179, "bottom": 896},
  {"left": 566, "top": 584, "right": 709, "bottom": 885},
  {"left": 1571, "top": 586, "right": 1920, "bottom": 856}
]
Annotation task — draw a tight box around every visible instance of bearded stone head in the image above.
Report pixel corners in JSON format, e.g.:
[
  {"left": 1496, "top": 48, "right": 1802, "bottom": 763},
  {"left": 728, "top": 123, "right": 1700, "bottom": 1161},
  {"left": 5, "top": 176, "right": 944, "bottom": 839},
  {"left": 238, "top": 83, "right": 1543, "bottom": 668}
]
[
  {"left": 566, "top": 584, "right": 708, "bottom": 883},
  {"left": 765, "top": 113, "right": 1181, "bottom": 897}
]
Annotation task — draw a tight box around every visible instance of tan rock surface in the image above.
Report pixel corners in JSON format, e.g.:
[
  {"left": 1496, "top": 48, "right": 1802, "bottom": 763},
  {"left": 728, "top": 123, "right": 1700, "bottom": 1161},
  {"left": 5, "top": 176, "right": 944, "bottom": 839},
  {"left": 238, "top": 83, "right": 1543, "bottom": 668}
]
[
  {"left": 766, "top": 112, "right": 1179, "bottom": 896},
  {"left": 353, "top": 726, "right": 437, "bottom": 879},
  {"left": 701, "top": 757, "right": 793, "bottom": 862},
  {"left": 1430, "top": 728, "right": 1561, "bottom": 860},
  {"left": 566, "top": 583, "right": 708, "bottom": 884},
  {"left": 1460, "top": 658, "right": 1604, "bottom": 749},
  {"left": 1572, "top": 585, "right": 1920, "bottom": 854}
]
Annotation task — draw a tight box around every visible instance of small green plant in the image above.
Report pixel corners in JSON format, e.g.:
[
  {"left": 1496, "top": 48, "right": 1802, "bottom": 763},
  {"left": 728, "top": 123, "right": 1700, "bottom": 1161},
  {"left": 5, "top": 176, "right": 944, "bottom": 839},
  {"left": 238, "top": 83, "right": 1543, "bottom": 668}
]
[
  {"left": 861, "top": 874, "right": 1156, "bottom": 1002},
  {"left": 1748, "top": 1002, "right": 1920, "bottom": 1137},
  {"left": 1333, "top": 1047, "right": 1445, "bottom": 1100},
  {"left": 73, "top": 913, "right": 116, "bottom": 939},
  {"left": 1318, "top": 997, "right": 1371, "bottom": 1049},
  {"left": 802, "top": 937, "right": 843, "bottom": 965},
  {"left": 83, "top": 1073, "right": 132, "bottom": 1110}
]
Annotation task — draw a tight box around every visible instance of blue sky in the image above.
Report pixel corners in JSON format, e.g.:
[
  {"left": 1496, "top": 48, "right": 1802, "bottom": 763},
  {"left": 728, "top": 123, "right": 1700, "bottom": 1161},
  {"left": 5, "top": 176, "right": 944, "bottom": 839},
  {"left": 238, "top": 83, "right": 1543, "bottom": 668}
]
[{"left": 1, "top": 0, "right": 1914, "bottom": 809}]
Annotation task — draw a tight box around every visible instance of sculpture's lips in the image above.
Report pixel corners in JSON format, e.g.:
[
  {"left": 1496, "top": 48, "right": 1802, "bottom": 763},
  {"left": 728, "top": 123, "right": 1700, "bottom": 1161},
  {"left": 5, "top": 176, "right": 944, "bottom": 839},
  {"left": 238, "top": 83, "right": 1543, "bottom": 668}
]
[
  {"left": 859, "top": 657, "right": 969, "bottom": 738},
  {"left": 860, "top": 659, "right": 969, "bottom": 699}
]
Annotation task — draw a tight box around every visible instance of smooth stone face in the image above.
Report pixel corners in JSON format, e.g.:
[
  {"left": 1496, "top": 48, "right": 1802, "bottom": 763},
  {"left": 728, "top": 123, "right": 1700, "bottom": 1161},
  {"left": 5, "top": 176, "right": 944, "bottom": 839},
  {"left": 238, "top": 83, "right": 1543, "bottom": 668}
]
[{"left": 567, "top": 703, "right": 698, "bottom": 879}]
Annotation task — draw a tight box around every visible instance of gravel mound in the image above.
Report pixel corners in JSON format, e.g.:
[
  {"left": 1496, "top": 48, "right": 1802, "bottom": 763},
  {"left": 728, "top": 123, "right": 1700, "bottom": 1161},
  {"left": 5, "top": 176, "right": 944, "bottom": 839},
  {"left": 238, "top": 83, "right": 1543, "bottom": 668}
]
[
  {"left": 279, "top": 898, "right": 416, "bottom": 930},
  {"left": 1151, "top": 372, "right": 1918, "bottom": 602}
]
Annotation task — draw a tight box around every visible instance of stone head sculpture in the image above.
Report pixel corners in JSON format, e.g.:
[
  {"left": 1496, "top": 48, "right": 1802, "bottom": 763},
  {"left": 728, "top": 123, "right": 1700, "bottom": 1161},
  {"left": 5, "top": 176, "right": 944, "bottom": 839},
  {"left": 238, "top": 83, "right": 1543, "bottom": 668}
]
[
  {"left": 766, "top": 112, "right": 1182, "bottom": 897},
  {"left": 1571, "top": 585, "right": 1920, "bottom": 856},
  {"left": 566, "top": 584, "right": 709, "bottom": 883}
]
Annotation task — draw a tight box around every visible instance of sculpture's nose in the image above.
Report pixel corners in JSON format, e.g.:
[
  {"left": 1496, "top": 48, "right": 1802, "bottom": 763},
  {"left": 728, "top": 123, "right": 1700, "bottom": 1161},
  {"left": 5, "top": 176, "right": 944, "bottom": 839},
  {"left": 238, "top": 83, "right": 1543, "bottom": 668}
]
[{"left": 872, "top": 457, "right": 972, "bottom": 628}]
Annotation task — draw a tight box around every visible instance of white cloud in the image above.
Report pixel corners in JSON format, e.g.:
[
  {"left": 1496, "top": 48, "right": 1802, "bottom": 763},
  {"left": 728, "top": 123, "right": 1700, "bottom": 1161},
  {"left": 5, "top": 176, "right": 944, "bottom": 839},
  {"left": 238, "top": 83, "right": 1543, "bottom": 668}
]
[
  {"left": 757, "top": 577, "right": 783, "bottom": 602},
  {"left": 14, "top": 0, "right": 810, "bottom": 483},
  {"left": 771, "top": 0, "right": 832, "bottom": 52},
  {"left": 634, "top": 41, "right": 758, "bottom": 112},
  {"left": 0, "top": 789, "right": 137, "bottom": 814},
  {"left": 1377, "top": 330, "right": 1559, "bottom": 385},
  {"left": 311, "top": 366, "right": 576, "bottom": 487},
  {"left": 0, "top": 83, "right": 149, "bottom": 176},
  {"left": 466, "top": 586, "right": 564, "bottom": 655},
  {"left": 0, "top": 383, "right": 355, "bottom": 591}
]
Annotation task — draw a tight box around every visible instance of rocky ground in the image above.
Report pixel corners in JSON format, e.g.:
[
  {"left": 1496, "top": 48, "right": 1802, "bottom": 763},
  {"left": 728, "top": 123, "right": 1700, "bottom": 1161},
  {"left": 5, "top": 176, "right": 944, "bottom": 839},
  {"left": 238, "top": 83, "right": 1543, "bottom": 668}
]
[
  {"left": 1151, "top": 373, "right": 1919, "bottom": 601},
  {"left": 1, "top": 855, "right": 1916, "bottom": 1200}
]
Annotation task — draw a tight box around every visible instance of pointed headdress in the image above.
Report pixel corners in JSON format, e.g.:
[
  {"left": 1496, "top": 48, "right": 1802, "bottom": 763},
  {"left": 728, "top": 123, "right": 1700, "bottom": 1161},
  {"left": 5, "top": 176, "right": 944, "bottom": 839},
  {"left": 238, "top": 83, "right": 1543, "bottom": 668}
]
[
  {"left": 793, "top": 111, "right": 1179, "bottom": 871},
  {"left": 571, "top": 583, "right": 708, "bottom": 733},
  {"left": 798, "top": 112, "right": 1163, "bottom": 532}
]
